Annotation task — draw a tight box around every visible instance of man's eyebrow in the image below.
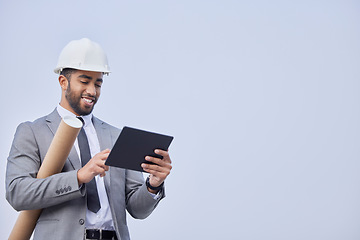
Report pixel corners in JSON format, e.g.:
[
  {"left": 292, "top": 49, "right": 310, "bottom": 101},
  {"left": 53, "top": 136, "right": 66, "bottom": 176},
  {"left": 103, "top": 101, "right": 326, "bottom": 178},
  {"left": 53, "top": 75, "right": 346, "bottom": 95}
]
[
  {"left": 78, "top": 74, "right": 92, "bottom": 80},
  {"left": 96, "top": 78, "right": 103, "bottom": 83}
]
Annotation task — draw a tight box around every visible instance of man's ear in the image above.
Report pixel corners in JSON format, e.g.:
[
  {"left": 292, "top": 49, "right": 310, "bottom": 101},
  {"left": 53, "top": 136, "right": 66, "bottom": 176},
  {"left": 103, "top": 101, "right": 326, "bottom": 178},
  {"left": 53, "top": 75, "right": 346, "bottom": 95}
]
[{"left": 59, "top": 75, "right": 68, "bottom": 91}]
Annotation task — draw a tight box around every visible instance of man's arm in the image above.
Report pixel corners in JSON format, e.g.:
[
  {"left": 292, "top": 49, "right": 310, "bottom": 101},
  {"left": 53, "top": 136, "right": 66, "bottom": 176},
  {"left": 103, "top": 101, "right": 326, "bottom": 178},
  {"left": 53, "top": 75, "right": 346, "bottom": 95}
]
[
  {"left": 125, "top": 149, "right": 172, "bottom": 219},
  {"left": 124, "top": 169, "right": 165, "bottom": 219},
  {"left": 6, "top": 122, "right": 85, "bottom": 211}
]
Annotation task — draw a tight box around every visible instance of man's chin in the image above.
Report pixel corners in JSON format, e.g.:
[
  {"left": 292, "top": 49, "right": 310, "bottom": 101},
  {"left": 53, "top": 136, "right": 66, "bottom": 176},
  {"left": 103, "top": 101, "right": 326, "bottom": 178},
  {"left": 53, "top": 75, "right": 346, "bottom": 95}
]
[
  {"left": 82, "top": 108, "right": 94, "bottom": 116},
  {"left": 73, "top": 106, "right": 94, "bottom": 116}
]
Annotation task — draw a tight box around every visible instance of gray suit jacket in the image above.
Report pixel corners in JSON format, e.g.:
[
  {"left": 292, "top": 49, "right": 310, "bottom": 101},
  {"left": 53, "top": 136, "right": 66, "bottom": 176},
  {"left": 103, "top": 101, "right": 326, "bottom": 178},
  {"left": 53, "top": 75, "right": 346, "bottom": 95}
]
[{"left": 6, "top": 109, "right": 164, "bottom": 240}]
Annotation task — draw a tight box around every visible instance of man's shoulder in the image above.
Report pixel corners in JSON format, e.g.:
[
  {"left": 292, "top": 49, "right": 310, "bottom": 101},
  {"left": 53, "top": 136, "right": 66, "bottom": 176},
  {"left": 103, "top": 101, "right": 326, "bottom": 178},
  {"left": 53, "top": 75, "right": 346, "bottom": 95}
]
[
  {"left": 17, "top": 116, "right": 44, "bottom": 129},
  {"left": 13, "top": 112, "right": 56, "bottom": 141},
  {"left": 31, "top": 115, "right": 49, "bottom": 125},
  {"left": 18, "top": 110, "right": 57, "bottom": 128},
  {"left": 92, "top": 116, "right": 121, "bottom": 134}
]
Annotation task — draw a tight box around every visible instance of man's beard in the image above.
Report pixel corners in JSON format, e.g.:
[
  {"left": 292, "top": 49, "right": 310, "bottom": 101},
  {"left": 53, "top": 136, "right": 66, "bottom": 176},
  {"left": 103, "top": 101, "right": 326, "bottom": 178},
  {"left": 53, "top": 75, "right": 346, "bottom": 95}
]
[{"left": 65, "top": 82, "right": 97, "bottom": 116}]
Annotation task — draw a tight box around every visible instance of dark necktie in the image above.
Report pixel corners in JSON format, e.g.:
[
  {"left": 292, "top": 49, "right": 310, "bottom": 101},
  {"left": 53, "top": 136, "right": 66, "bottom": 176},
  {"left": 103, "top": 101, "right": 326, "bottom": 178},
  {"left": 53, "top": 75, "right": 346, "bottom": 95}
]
[{"left": 77, "top": 119, "right": 101, "bottom": 213}]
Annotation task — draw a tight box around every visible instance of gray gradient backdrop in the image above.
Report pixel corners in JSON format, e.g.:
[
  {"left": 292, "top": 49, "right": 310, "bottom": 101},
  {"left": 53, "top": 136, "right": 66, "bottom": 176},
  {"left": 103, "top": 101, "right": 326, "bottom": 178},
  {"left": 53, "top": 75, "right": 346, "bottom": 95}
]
[{"left": 1, "top": 1, "right": 359, "bottom": 239}]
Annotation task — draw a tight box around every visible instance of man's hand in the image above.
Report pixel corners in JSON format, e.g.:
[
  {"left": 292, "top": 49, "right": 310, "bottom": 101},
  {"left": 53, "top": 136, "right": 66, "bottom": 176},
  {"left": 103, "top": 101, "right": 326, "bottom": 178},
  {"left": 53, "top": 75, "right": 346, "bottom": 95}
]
[
  {"left": 77, "top": 149, "right": 110, "bottom": 185},
  {"left": 141, "top": 149, "right": 172, "bottom": 194}
]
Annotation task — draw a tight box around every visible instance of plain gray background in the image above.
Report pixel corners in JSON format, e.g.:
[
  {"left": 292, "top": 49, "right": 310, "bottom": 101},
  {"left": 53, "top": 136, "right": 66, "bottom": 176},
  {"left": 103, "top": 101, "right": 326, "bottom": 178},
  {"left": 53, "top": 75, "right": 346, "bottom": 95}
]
[{"left": 1, "top": 1, "right": 359, "bottom": 239}]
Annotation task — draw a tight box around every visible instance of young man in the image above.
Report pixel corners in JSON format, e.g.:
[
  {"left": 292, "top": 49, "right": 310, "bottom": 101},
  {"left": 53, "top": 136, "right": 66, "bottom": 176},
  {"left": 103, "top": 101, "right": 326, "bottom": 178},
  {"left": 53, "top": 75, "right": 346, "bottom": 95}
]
[{"left": 6, "top": 38, "right": 172, "bottom": 240}]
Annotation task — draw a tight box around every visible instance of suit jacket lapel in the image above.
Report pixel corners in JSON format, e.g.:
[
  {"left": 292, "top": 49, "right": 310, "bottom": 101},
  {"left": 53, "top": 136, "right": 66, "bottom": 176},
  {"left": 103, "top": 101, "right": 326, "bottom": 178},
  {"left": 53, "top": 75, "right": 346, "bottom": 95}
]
[
  {"left": 45, "top": 109, "right": 81, "bottom": 170},
  {"left": 92, "top": 116, "right": 113, "bottom": 151},
  {"left": 92, "top": 116, "right": 112, "bottom": 191}
]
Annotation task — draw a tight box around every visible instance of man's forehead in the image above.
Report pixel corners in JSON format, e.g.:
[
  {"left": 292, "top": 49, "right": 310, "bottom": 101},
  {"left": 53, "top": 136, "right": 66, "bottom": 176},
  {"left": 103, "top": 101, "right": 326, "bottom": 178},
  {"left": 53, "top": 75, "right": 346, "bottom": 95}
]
[{"left": 75, "top": 70, "right": 103, "bottom": 81}]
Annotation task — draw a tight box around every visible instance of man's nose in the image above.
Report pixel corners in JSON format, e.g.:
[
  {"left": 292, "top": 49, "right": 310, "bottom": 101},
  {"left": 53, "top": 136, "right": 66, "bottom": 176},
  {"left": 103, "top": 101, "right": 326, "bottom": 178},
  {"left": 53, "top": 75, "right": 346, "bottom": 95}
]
[{"left": 86, "top": 84, "right": 96, "bottom": 96}]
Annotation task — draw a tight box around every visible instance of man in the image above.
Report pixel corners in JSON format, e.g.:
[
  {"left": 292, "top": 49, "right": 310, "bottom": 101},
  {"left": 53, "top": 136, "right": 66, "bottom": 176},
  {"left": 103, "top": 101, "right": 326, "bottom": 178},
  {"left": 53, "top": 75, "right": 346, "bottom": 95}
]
[{"left": 6, "top": 38, "right": 172, "bottom": 240}]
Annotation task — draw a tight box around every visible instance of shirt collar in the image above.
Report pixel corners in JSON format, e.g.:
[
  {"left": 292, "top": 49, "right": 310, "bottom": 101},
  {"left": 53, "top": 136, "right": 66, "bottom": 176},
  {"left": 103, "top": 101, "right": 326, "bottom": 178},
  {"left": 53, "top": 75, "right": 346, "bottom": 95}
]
[{"left": 56, "top": 104, "right": 93, "bottom": 127}]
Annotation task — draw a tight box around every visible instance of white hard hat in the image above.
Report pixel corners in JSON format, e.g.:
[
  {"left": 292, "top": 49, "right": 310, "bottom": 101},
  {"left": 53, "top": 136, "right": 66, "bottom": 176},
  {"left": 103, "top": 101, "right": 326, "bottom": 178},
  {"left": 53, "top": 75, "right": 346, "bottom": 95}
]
[{"left": 54, "top": 38, "right": 110, "bottom": 75}]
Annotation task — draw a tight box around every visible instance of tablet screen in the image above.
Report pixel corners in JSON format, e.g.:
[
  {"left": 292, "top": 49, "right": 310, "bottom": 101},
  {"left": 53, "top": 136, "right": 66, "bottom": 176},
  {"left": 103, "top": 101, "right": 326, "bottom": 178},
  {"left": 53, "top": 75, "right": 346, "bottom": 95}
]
[{"left": 105, "top": 126, "right": 174, "bottom": 172}]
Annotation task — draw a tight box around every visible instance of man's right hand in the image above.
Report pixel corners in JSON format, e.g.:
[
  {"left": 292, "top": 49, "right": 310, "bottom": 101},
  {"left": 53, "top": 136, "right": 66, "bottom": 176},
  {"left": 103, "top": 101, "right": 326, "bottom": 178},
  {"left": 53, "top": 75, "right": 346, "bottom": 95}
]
[{"left": 77, "top": 149, "right": 110, "bottom": 185}]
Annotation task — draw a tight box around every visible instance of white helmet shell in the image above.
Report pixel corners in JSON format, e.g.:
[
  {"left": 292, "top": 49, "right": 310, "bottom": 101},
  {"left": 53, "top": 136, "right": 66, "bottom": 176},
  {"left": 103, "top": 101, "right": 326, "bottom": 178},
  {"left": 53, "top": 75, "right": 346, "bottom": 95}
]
[{"left": 54, "top": 38, "right": 110, "bottom": 75}]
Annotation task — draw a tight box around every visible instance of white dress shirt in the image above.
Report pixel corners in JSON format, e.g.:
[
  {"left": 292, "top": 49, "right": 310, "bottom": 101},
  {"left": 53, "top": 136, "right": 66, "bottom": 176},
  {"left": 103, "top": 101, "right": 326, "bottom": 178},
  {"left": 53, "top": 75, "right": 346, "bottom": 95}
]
[
  {"left": 56, "top": 104, "right": 115, "bottom": 230},
  {"left": 56, "top": 104, "right": 160, "bottom": 231}
]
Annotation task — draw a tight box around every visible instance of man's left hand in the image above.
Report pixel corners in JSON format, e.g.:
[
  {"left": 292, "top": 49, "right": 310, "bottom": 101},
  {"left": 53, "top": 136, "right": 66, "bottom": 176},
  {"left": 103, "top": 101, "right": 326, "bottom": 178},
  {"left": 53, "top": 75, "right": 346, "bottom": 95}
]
[{"left": 141, "top": 149, "right": 172, "bottom": 193}]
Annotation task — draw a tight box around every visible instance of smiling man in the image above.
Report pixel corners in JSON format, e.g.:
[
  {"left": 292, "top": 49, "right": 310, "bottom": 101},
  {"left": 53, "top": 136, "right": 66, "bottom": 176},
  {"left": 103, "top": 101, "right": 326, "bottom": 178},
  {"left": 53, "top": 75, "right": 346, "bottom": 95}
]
[
  {"left": 6, "top": 38, "right": 172, "bottom": 240},
  {"left": 61, "top": 70, "right": 102, "bottom": 115}
]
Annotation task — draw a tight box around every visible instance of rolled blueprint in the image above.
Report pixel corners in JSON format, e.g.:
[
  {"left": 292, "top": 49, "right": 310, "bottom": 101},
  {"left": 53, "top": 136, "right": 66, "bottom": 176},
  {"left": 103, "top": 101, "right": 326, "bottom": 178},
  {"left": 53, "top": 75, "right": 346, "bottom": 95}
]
[{"left": 8, "top": 116, "right": 83, "bottom": 240}]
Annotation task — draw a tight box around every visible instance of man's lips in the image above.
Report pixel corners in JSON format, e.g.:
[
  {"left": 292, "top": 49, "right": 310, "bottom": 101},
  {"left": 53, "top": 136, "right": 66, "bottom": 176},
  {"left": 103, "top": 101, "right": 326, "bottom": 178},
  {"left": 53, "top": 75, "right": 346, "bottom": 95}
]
[{"left": 82, "top": 97, "right": 95, "bottom": 106}]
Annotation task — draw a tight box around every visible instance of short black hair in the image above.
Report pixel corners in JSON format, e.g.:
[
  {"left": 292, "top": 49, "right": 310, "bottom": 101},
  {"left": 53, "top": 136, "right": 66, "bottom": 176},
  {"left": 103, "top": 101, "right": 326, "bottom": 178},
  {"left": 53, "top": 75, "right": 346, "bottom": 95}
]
[{"left": 60, "top": 68, "right": 77, "bottom": 81}]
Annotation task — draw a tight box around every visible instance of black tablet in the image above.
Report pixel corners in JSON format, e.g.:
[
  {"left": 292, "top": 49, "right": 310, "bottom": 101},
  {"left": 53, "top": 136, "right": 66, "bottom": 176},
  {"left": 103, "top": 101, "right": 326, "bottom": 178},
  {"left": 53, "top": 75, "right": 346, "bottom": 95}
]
[{"left": 105, "top": 126, "right": 174, "bottom": 172}]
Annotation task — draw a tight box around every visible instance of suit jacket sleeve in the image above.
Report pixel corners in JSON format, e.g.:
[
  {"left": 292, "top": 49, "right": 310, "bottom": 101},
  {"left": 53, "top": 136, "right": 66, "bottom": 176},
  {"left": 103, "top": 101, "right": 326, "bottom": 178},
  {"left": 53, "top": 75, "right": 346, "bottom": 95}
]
[
  {"left": 125, "top": 169, "right": 165, "bottom": 219},
  {"left": 6, "top": 122, "right": 85, "bottom": 211}
]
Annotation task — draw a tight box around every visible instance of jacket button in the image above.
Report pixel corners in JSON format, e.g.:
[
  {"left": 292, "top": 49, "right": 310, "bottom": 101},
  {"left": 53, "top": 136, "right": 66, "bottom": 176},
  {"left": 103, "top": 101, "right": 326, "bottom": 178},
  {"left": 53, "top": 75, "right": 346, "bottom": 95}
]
[{"left": 79, "top": 219, "right": 85, "bottom": 225}]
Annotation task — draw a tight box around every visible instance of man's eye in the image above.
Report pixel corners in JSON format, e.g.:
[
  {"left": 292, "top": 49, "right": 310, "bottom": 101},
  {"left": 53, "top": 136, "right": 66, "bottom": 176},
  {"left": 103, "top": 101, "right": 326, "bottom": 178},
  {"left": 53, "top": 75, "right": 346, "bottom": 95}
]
[
  {"left": 95, "top": 84, "right": 102, "bottom": 88},
  {"left": 81, "top": 81, "right": 88, "bottom": 84}
]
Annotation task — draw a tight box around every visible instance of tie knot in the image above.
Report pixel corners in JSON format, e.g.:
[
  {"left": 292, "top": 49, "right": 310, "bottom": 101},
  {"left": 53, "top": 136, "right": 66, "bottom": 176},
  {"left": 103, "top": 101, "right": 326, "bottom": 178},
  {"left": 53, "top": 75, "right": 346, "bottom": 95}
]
[{"left": 77, "top": 116, "right": 85, "bottom": 125}]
